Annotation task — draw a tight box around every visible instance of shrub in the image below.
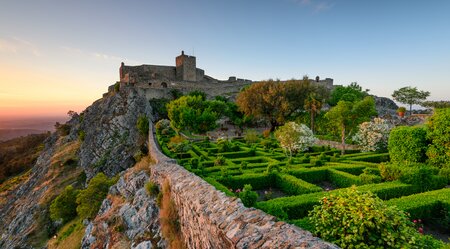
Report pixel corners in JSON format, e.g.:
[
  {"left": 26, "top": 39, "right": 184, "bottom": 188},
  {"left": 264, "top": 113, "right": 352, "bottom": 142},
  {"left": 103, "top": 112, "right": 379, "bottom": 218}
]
[
  {"left": 239, "top": 184, "right": 258, "bottom": 207},
  {"left": 309, "top": 187, "right": 427, "bottom": 249},
  {"left": 348, "top": 153, "right": 390, "bottom": 163},
  {"left": 275, "top": 174, "right": 322, "bottom": 195},
  {"left": 399, "top": 164, "right": 446, "bottom": 191},
  {"left": 426, "top": 108, "right": 450, "bottom": 168},
  {"left": 50, "top": 185, "right": 79, "bottom": 223},
  {"left": 265, "top": 163, "right": 280, "bottom": 174},
  {"left": 76, "top": 173, "right": 117, "bottom": 220},
  {"left": 353, "top": 118, "right": 392, "bottom": 152},
  {"left": 244, "top": 129, "right": 259, "bottom": 144},
  {"left": 328, "top": 169, "right": 361, "bottom": 187},
  {"left": 359, "top": 168, "right": 382, "bottom": 184},
  {"left": 240, "top": 161, "right": 248, "bottom": 170},
  {"left": 114, "top": 82, "right": 120, "bottom": 92},
  {"left": 379, "top": 163, "right": 403, "bottom": 181},
  {"left": 214, "top": 155, "right": 226, "bottom": 166},
  {"left": 136, "top": 115, "right": 149, "bottom": 135},
  {"left": 438, "top": 167, "right": 450, "bottom": 184},
  {"left": 218, "top": 173, "right": 274, "bottom": 190},
  {"left": 78, "top": 130, "right": 85, "bottom": 142},
  {"left": 388, "top": 126, "right": 428, "bottom": 163},
  {"left": 168, "top": 135, "right": 191, "bottom": 153},
  {"left": 189, "top": 158, "right": 199, "bottom": 169},
  {"left": 262, "top": 129, "right": 271, "bottom": 138},
  {"left": 55, "top": 122, "right": 71, "bottom": 136},
  {"left": 145, "top": 181, "right": 160, "bottom": 196}
]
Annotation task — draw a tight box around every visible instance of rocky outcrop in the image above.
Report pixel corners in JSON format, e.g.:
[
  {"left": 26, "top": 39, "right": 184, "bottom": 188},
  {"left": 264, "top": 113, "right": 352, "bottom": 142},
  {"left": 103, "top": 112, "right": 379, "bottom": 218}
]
[
  {"left": 0, "top": 127, "right": 83, "bottom": 249},
  {"left": 79, "top": 85, "right": 152, "bottom": 180},
  {"left": 372, "top": 95, "right": 398, "bottom": 117},
  {"left": 81, "top": 168, "right": 165, "bottom": 249}
]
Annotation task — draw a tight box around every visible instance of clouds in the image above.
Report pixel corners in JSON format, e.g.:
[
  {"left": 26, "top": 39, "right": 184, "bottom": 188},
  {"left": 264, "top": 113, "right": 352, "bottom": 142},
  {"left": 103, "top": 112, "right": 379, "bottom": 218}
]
[
  {"left": 61, "top": 45, "right": 139, "bottom": 64},
  {"left": 290, "top": 0, "right": 334, "bottom": 13},
  {"left": 0, "top": 37, "right": 41, "bottom": 56}
]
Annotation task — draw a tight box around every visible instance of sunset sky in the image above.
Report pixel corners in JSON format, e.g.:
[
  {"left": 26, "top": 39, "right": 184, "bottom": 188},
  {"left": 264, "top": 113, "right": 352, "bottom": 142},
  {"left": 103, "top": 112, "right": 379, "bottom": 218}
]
[{"left": 1, "top": 0, "right": 449, "bottom": 118}]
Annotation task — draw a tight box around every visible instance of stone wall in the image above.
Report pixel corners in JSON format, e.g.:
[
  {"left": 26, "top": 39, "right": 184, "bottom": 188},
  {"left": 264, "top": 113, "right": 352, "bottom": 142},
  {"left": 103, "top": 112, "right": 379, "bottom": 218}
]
[{"left": 147, "top": 124, "right": 339, "bottom": 249}]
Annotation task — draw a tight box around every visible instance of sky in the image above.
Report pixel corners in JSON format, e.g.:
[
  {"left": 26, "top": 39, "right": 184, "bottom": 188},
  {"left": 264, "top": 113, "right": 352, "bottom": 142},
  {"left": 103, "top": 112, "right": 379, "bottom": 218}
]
[{"left": 0, "top": 0, "right": 449, "bottom": 118}]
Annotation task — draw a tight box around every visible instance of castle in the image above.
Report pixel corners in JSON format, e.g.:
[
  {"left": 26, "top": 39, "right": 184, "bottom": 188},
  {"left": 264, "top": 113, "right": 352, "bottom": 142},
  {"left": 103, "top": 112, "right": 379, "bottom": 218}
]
[{"left": 117, "top": 51, "right": 334, "bottom": 99}]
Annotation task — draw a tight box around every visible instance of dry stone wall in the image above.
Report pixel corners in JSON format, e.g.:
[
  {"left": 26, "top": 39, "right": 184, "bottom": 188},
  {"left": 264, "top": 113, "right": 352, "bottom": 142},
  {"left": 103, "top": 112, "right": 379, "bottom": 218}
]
[{"left": 147, "top": 124, "right": 339, "bottom": 249}]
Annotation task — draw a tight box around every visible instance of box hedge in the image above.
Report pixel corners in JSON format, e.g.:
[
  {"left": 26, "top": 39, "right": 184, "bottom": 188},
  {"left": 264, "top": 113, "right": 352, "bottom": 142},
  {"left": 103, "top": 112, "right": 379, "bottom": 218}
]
[
  {"left": 274, "top": 173, "right": 322, "bottom": 195},
  {"left": 388, "top": 126, "right": 428, "bottom": 163}
]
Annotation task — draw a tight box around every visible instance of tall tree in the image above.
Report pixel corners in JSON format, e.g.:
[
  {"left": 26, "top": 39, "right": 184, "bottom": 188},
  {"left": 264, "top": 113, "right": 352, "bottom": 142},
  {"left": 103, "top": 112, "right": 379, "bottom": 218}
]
[
  {"left": 325, "top": 96, "right": 377, "bottom": 154},
  {"left": 392, "top": 86, "right": 430, "bottom": 116},
  {"left": 236, "top": 77, "right": 328, "bottom": 131},
  {"left": 328, "top": 82, "right": 368, "bottom": 106},
  {"left": 304, "top": 94, "right": 322, "bottom": 134}
]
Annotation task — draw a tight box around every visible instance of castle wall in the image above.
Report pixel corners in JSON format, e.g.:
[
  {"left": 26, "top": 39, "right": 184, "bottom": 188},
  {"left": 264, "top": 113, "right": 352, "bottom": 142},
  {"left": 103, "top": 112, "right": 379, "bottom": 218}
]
[
  {"left": 147, "top": 124, "right": 338, "bottom": 249},
  {"left": 121, "top": 65, "right": 177, "bottom": 83}
]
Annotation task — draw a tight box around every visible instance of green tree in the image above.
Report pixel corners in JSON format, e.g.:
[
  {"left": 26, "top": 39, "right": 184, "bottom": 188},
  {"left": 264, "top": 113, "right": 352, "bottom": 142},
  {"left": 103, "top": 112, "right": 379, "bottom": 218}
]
[
  {"left": 426, "top": 108, "right": 450, "bottom": 168},
  {"left": 328, "top": 82, "right": 368, "bottom": 106},
  {"left": 167, "top": 95, "right": 221, "bottom": 133},
  {"left": 325, "top": 97, "right": 377, "bottom": 154},
  {"left": 392, "top": 86, "right": 430, "bottom": 116},
  {"left": 76, "top": 173, "right": 117, "bottom": 220},
  {"left": 50, "top": 185, "right": 79, "bottom": 223}
]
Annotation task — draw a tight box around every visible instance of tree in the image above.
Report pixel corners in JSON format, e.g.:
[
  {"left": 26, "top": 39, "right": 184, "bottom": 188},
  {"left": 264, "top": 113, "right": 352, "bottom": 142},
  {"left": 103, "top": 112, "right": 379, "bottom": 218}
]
[
  {"left": 328, "top": 82, "right": 368, "bottom": 106},
  {"left": 325, "top": 97, "right": 377, "bottom": 154},
  {"left": 304, "top": 94, "right": 322, "bottom": 134},
  {"left": 275, "top": 122, "right": 317, "bottom": 158},
  {"left": 76, "top": 173, "right": 117, "bottom": 220},
  {"left": 166, "top": 95, "right": 221, "bottom": 133},
  {"left": 421, "top": 100, "right": 450, "bottom": 109},
  {"left": 353, "top": 118, "right": 392, "bottom": 152},
  {"left": 50, "top": 185, "right": 79, "bottom": 223},
  {"left": 392, "top": 86, "right": 430, "bottom": 116},
  {"left": 236, "top": 78, "right": 328, "bottom": 131}
]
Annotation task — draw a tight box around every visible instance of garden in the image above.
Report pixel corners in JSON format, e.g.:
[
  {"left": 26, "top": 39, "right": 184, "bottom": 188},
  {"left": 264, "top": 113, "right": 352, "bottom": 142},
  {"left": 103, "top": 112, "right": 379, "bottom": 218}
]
[{"left": 153, "top": 81, "right": 450, "bottom": 248}]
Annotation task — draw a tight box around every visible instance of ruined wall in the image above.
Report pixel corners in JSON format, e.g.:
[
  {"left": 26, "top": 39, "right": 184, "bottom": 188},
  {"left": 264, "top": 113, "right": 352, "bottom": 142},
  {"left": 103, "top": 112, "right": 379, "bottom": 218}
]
[
  {"left": 121, "top": 65, "right": 177, "bottom": 83},
  {"left": 147, "top": 124, "right": 339, "bottom": 249}
]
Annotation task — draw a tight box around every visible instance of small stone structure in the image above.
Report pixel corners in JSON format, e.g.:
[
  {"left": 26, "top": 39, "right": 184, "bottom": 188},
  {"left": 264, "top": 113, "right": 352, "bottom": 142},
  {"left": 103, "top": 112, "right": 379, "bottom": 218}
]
[{"left": 147, "top": 123, "right": 339, "bottom": 249}]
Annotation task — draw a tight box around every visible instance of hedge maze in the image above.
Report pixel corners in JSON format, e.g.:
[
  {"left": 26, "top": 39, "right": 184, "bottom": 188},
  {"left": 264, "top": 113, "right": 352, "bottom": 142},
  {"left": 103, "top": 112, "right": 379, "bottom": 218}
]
[{"left": 157, "top": 133, "right": 450, "bottom": 235}]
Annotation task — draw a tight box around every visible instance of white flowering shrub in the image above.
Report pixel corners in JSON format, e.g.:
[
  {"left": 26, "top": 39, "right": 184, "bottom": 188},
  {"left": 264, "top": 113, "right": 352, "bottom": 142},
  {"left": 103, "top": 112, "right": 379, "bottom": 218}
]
[
  {"left": 353, "top": 118, "right": 392, "bottom": 152},
  {"left": 275, "top": 122, "right": 317, "bottom": 157}
]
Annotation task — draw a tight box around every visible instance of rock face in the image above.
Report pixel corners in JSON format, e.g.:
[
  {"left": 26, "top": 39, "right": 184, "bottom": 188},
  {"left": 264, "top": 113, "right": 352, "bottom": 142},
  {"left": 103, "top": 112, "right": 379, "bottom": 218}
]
[
  {"left": 373, "top": 95, "right": 398, "bottom": 117},
  {"left": 79, "top": 85, "right": 152, "bottom": 180},
  {"left": 81, "top": 168, "right": 165, "bottom": 249},
  {"left": 0, "top": 126, "right": 83, "bottom": 249}
]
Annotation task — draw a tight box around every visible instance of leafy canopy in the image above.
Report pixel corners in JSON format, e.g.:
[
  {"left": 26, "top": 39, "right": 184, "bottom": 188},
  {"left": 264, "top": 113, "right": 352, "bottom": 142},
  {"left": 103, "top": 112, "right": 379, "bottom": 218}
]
[
  {"left": 76, "top": 173, "right": 117, "bottom": 220},
  {"left": 50, "top": 185, "right": 79, "bottom": 223},
  {"left": 328, "top": 82, "right": 368, "bottom": 106},
  {"left": 392, "top": 86, "right": 430, "bottom": 114},
  {"left": 325, "top": 96, "right": 377, "bottom": 153},
  {"left": 236, "top": 78, "right": 328, "bottom": 130},
  {"left": 167, "top": 95, "right": 223, "bottom": 133}
]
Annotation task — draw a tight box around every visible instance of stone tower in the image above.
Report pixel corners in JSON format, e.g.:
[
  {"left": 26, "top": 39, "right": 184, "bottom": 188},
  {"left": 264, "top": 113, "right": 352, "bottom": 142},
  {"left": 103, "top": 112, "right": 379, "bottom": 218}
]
[{"left": 176, "top": 51, "right": 197, "bottom": 82}]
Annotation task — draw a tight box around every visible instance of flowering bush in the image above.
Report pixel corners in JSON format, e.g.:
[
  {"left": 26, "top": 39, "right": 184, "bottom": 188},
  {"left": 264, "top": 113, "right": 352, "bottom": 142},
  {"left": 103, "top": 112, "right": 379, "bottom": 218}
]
[
  {"left": 353, "top": 118, "right": 392, "bottom": 152},
  {"left": 275, "top": 122, "right": 317, "bottom": 157},
  {"left": 308, "top": 187, "right": 438, "bottom": 248}
]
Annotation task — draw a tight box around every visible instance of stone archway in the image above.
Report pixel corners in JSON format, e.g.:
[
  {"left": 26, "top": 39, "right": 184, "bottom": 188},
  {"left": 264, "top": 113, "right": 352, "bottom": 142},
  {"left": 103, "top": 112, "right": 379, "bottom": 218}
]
[{"left": 161, "top": 82, "right": 168, "bottom": 88}]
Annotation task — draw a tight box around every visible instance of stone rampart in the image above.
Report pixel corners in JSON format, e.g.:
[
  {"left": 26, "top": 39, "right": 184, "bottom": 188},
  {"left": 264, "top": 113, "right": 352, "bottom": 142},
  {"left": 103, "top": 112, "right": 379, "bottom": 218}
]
[{"left": 147, "top": 123, "right": 339, "bottom": 249}]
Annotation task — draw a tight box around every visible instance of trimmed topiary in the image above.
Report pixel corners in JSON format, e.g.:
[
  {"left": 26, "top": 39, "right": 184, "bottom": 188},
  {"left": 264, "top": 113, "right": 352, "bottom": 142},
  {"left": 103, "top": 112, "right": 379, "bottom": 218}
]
[{"left": 388, "top": 126, "right": 427, "bottom": 163}]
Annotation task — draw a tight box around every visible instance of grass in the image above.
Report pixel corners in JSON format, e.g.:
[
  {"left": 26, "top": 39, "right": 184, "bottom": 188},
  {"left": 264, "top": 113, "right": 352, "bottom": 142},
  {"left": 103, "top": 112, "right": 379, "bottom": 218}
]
[
  {"left": 160, "top": 180, "right": 186, "bottom": 249},
  {"left": 47, "top": 219, "right": 84, "bottom": 249}
]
